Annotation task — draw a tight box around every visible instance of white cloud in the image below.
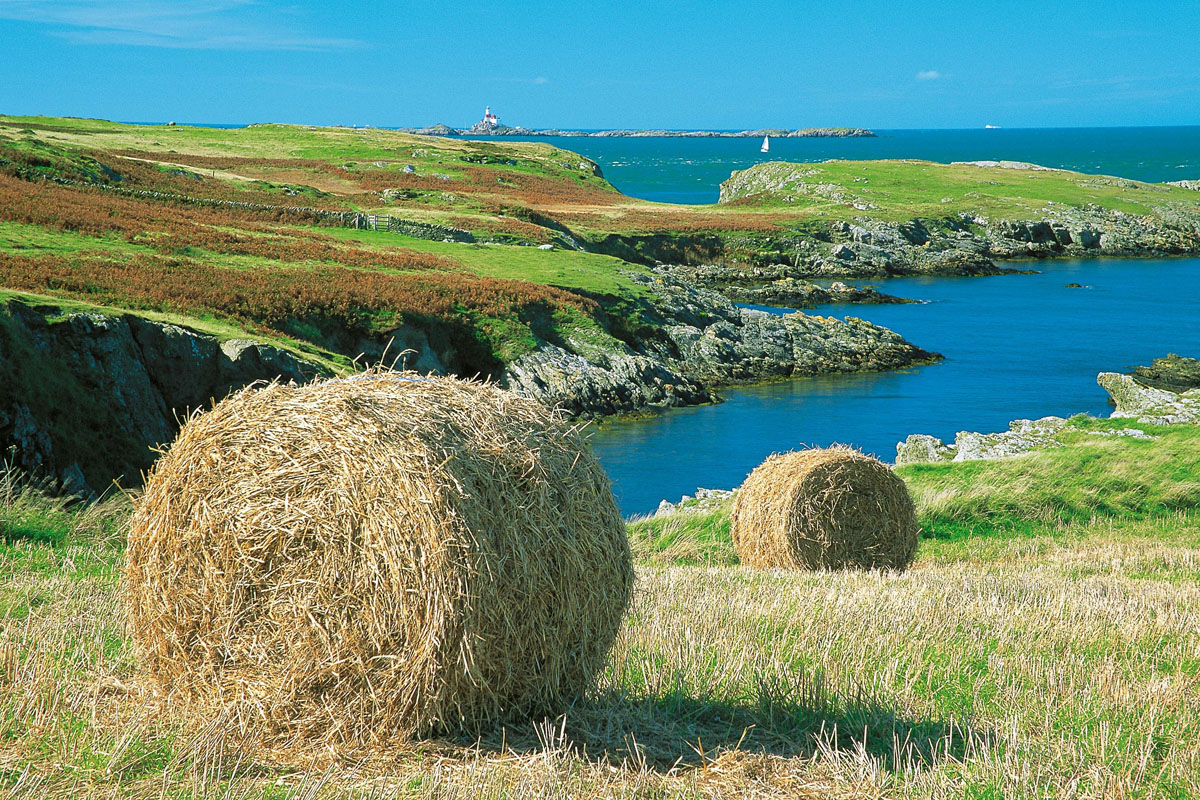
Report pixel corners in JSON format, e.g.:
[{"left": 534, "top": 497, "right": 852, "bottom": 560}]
[
  {"left": 0, "top": 0, "right": 364, "bottom": 51},
  {"left": 491, "top": 76, "right": 551, "bottom": 86},
  {"left": 916, "top": 70, "right": 942, "bottom": 81}
]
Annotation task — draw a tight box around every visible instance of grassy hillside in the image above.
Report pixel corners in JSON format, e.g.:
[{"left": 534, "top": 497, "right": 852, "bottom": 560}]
[
  {"left": 720, "top": 158, "right": 1200, "bottom": 222},
  {"left": 6, "top": 114, "right": 1196, "bottom": 248},
  {"left": 0, "top": 121, "right": 653, "bottom": 373},
  {"left": 2, "top": 418, "right": 1198, "bottom": 797}
]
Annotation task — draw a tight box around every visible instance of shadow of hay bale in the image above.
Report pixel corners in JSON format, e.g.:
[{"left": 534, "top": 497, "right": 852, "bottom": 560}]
[{"left": 454, "top": 680, "right": 990, "bottom": 774}]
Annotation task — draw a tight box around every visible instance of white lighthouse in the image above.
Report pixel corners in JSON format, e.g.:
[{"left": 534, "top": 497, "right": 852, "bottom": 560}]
[{"left": 482, "top": 106, "right": 500, "bottom": 127}]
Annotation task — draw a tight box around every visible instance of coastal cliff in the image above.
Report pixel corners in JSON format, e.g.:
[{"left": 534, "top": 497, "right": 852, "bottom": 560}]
[
  {"left": 0, "top": 274, "right": 938, "bottom": 495},
  {"left": 705, "top": 160, "right": 1200, "bottom": 279},
  {"left": 0, "top": 298, "right": 328, "bottom": 497}
]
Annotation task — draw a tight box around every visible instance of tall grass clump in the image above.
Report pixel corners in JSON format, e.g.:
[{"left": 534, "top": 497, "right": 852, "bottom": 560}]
[{"left": 898, "top": 420, "right": 1200, "bottom": 538}]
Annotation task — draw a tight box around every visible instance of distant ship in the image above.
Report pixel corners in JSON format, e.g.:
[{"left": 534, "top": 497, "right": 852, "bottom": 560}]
[
  {"left": 984, "top": 124, "right": 1001, "bottom": 129},
  {"left": 760, "top": 135, "right": 770, "bottom": 153}
]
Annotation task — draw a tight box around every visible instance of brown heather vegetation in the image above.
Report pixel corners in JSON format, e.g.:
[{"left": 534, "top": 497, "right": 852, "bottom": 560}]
[
  {"left": 7, "top": 142, "right": 796, "bottom": 240},
  {"left": 0, "top": 173, "right": 459, "bottom": 272},
  {"left": 149, "top": 228, "right": 461, "bottom": 273},
  {"left": 112, "top": 149, "right": 620, "bottom": 207},
  {"left": 0, "top": 172, "right": 326, "bottom": 236},
  {"left": 1, "top": 144, "right": 350, "bottom": 209},
  {"left": 0, "top": 250, "right": 595, "bottom": 337}
]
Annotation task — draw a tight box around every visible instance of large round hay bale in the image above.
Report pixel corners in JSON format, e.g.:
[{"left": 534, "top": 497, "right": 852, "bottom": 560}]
[
  {"left": 730, "top": 446, "right": 918, "bottom": 571},
  {"left": 124, "top": 372, "right": 633, "bottom": 749}
]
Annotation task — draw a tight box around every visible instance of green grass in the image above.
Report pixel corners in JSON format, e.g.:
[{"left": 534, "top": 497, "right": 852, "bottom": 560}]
[
  {"left": 0, "top": 220, "right": 147, "bottom": 258},
  {"left": 902, "top": 416, "right": 1200, "bottom": 538},
  {"left": 628, "top": 415, "right": 1200, "bottom": 565},
  {"left": 317, "top": 227, "right": 653, "bottom": 297},
  {"left": 721, "top": 158, "right": 1200, "bottom": 222},
  {"left": 0, "top": 114, "right": 611, "bottom": 189}
]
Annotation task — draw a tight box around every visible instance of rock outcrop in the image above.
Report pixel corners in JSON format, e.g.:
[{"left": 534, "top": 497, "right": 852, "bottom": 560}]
[
  {"left": 893, "top": 372, "right": 1194, "bottom": 466},
  {"left": 895, "top": 414, "right": 1158, "bottom": 465},
  {"left": 0, "top": 299, "right": 329, "bottom": 496},
  {"left": 896, "top": 417, "right": 1072, "bottom": 465},
  {"left": 658, "top": 265, "right": 917, "bottom": 307},
  {"left": 1098, "top": 372, "right": 1200, "bottom": 425},
  {"left": 502, "top": 271, "right": 939, "bottom": 416},
  {"left": 652, "top": 488, "right": 735, "bottom": 517}
]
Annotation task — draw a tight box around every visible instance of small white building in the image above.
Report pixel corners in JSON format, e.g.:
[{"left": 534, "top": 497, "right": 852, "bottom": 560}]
[{"left": 482, "top": 106, "right": 500, "bottom": 127}]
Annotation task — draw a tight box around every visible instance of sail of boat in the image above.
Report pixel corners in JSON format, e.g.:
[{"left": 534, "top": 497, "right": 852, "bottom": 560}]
[{"left": 760, "top": 135, "right": 770, "bottom": 153}]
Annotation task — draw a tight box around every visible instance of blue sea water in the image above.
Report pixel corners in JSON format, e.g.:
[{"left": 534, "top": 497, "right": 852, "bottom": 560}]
[
  {"left": 589, "top": 257, "right": 1200, "bottom": 515},
  {"left": 487, "top": 127, "right": 1200, "bottom": 204},
  {"left": 509, "top": 127, "right": 1200, "bottom": 515}
]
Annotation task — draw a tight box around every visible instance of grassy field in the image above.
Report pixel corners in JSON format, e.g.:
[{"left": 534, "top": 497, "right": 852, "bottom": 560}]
[
  {"left": 6, "top": 114, "right": 1196, "bottom": 245},
  {"left": 2, "top": 417, "right": 1198, "bottom": 798},
  {"left": 3, "top": 113, "right": 1198, "bottom": 378}
]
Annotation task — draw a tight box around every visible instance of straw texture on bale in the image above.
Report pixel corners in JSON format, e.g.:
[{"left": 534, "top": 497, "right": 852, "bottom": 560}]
[
  {"left": 124, "top": 371, "right": 633, "bottom": 750},
  {"left": 730, "top": 446, "right": 918, "bottom": 571}
]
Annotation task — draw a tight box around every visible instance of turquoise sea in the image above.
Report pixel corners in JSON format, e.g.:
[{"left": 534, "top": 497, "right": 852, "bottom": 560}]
[
  {"left": 489, "top": 128, "right": 1200, "bottom": 515},
  {"left": 481, "top": 126, "right": 1200, "bottom": 204}
]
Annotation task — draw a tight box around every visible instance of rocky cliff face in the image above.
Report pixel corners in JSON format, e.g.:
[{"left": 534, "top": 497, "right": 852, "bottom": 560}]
[
  {"left": 0, "top": 299, "right": 329, "bottom": 497},
  {"left": 0, "top": 270, "right": 940, "bottom": 493},
  {"left": 706, "top": 206, "right": 1200, "bottom": 280},
  {"left": 1097, "top": 372, "right": 1200, "bottom": 425},
  {"left": 501, "top": 271, "right": 939, "bottom": 416}
]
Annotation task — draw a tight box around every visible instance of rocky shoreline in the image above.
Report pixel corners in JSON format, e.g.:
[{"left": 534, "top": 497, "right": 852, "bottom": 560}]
[
  {"left": 500, "top": 270, "right": 939, "bottom": 417},
  {"left": 621, "top": 201, "right": 1200, "bottom": 302},
  {"left": 0, "top": 267, "right": 938, "bottom": 496},
  {"left": 706, "top": 164, "right": 1200, "bottom": 280},
  {"left": 894, "top": 372, "right": 1199, "bottom": 466},
  {"left": 655, "top": 265, "right": 917, "bottom": 307}
]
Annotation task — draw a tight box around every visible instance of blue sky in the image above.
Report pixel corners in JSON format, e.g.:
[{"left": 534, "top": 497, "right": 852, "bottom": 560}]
[{"left": 1, "top": 0, "right": 1197, "bottom": 129}]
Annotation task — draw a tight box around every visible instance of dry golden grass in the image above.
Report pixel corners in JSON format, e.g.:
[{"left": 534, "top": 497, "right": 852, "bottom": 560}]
[
  {"left": 731, "top": 448, "right": 918, "bottom": 571},
  {"left": 3, "top": 508, "right": 1199, "bottom": 798},
  {"left": 124, "top": 373, "right": 632, "bottom": 754}
]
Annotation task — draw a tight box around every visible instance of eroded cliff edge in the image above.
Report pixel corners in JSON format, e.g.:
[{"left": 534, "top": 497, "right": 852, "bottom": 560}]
[{"left": 1, "top": 274, "right": 938, "bottom": 495}]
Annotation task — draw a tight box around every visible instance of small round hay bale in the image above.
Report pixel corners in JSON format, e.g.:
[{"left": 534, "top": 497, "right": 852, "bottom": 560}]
[
  {"left": 730, "top": 446, "right": 918, "bottom": 571},
  {"left": 124, "top": 372, "right": 633, "bottom": 749}
]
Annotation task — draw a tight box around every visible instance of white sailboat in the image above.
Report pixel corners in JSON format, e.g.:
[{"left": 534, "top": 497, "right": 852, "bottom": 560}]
[{"left": 760, "top": 135, "right": 770, "bottom": 154}]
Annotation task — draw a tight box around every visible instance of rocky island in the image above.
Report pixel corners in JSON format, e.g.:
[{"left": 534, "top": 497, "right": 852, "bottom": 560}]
[{"left": 401, "top": 123, "right": 876, "bottom": 138}]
